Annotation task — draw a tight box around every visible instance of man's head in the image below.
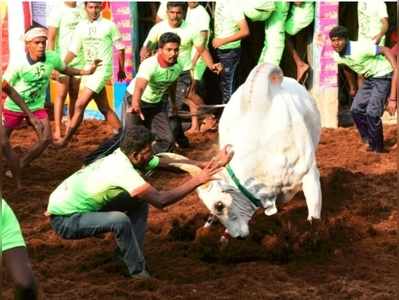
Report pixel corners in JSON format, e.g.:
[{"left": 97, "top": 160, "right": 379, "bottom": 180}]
[
  {"left": 158, "top": 32, "right": 180, "bottom": 64},
  {"left": 187, "top": 2, "right": 199, "bottom": 9},
  {"left": 120, "top": 126, "right": 154, "bottom": 168},
  {"left": 84, "top": 2, "right": 102, "bottom": 21},
  {"left": 24, "top": 25, "right": 48, "bottom": 60},
  {"left": 166, "top": 2, "right": 186, "bottom": 27},
  {"left": 329, "top": 26, "right": 349, "bottom": 54}
]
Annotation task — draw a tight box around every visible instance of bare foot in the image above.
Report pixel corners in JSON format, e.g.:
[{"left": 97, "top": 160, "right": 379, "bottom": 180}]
[
  {"left": 53, "top": 130, "right": 61, "bottom": 141},
  {"left": 297, "top": 63, "right": 310, "bottom": 84}
]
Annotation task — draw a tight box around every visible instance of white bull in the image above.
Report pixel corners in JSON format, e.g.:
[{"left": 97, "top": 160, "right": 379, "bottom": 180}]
[{"left": 161, "top": 63, "right": 322, "bottom": 238}]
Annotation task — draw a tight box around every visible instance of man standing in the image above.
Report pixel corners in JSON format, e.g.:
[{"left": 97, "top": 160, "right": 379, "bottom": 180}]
[
  {"left": 329, "top": 26, "right": 397, "bottom": 153},
  {"left": 1, "top": 26, "right": 98, "bottom": 180},
  {"left": 141, "top": 2, "right": 221, "bottom": 148},
  {"left": 56, "top": 1, "right": 126, "bottom": 147},
  {"left": 47, "top": 1, "right": 85, "bottom": 140},
  {"left": 47, "top": 125, "right": 233, "bottom": 278},
  {"left": 213, "top": 0, "right": 250, "bottom": 104}
]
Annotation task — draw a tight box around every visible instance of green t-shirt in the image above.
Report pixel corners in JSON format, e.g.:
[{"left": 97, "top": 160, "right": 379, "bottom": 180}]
[
  {"left": 358, "top": 1, "right": 388, "bottom": 46},
  {"left": 214, "top": 0, "right": 245, "bottom": 50},
  {"left": 333, "top": 41, "right": 393, "bottom": 78},
  {"left": 144, "top": 20, "right": 203, "bottom": 71},
  {"left": 47, "top": 149, "right": 160, "bottom": 215},
  {"left": 47, "top": 3, "right": 85, "bottom": 68},
  {"left": 127, "top": 55, "right": 183, "bottom": 104},
  {"left": 3, "top": 51, "right": 65, "bottom": 112},
  {"left": 1, "top": 199, "right": 26, "bottom": 252},
  {"left": 69, "top": 17, "right": 124, "bottom": 77},
  {"left": 243, "top": 0, "right": 275, "bottom": 22}
]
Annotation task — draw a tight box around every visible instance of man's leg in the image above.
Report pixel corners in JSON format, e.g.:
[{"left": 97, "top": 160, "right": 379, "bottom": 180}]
[
  {"left": 94, "top": 88, "right": 121, "bottom": 132},
  {"left": 351, "top": 79, "right": 373, "bottom": 144},
  {"left": 19, "top": 115, "right": 52, "bottom": 168},
  {"left": 365, "top": 77, "right": 391, "bottom": 152},
  {"left": 285, "top": 36, "right": 309, "bottom": 83},
  {"left": 67, "top": 76, "right": 81, "bottom": 128},
  {"left": 100, "top": 192, "right": 149, "bottom": 257},
  {"left": 216, "top": 48, "right": 241, "bottom": 104},
  {"left": 58, "top": 87, "right": 96, "bottom": 145},
  {"left": 170, "top": 72, "right": 191, "bottom": 147},
  {"left": 1, "top": 126, "right": 21, "bottom": 187},
  {"left": 53, "top": 76, "right": 70, "bottom": 140},
  {"left": 50, "top": 211, "right": 146, "bottom": 275},
  {"left": 3, "top": 247, "right": 38, "bottom": 299},
  {"left": 150, "top": 103, "right": 175, "bottom": 153}
]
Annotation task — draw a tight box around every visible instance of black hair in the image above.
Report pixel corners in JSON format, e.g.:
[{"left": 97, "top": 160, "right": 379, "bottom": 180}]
[
  {"left": 120, "top": 126, "right": 154, "bottom": 155},
  {"left": 84, "top": 2, "right": 103, "bottom": 7},
  {"left": 166, "top": 2, "right": 187, "bottom": 11},
  {"left": 329, "top": 26, "right": 349, "bottom": 40},
  {"left": 159, "top": 32, "right": 181, "bottom": 48},
  {"left": 25, "top": 24, "right": 47, "bottom": 33}
]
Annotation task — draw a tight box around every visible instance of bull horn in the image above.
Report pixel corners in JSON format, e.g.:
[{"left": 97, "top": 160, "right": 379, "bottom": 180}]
[{"left": 156, "top": 152, "right": 202, "bottom": 176}]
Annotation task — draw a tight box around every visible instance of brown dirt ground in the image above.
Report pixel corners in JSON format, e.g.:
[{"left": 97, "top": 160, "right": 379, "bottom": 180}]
[{"left": 1, "top": 120, "right": 398, "bottom": 299}]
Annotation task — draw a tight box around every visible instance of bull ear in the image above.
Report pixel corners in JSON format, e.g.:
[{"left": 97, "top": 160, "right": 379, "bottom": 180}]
[{"left": 214, "top": 201, "right": 225, "bottom": 213}]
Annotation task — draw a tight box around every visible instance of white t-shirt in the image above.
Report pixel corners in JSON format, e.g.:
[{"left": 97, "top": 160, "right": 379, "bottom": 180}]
[
  {"left": 186, "top": 4, "right": 210, "bottom": 33},
  {"left": 214, "top": 0, "right": 245, "bottom": 50},
  {"left": 358, "top": 0, "right": 388, "bottom": 45},
  {"left": 69, "top": 17, "right": 125, "bottom": 76},
  {"left": 47, "top": 3, "right": 85, "bottom": 66},
  {"left": 144, "top": 20, "right": 202, "bottom": 71}
]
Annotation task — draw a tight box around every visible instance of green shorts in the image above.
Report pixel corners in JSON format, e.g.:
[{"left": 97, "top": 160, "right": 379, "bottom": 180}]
[{"left": 1, "top": 199, "right": 26, "bottom": 252}]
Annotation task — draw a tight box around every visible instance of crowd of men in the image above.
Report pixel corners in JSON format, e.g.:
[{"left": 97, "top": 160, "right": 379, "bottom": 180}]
[{"left": 1, "top": 1, "right": 397, "bottom": 298}]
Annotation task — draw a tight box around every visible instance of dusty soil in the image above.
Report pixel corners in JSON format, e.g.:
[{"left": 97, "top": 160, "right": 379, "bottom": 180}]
[{"left": 1, "top": 120, "right": 398, "bottom": 299}]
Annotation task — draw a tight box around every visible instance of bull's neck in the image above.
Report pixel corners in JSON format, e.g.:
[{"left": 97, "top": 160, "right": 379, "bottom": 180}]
[{"left": 226, "top": 164, "right": 262, "bottom": 208}]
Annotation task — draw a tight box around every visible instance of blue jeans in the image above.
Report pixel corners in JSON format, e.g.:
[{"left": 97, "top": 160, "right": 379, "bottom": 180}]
[
  {"left": 50, "top": 192, "right": 148, "bottom": 275},
  {"left": 216, "top": 48, "right": 241, "bottom": 103},
  {"left": 351, "top": 74, "right": 391, "bottom": 152}
]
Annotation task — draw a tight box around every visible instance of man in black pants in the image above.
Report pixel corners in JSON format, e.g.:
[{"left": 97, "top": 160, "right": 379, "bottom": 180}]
[
  {"left": 84, "top": 32, "right": 183, "bottom": 165},
  {"left": 330, "top": 26, "right": 397, "bottom": 153}
]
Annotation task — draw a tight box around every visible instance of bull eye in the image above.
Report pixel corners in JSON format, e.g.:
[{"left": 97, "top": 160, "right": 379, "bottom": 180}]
[{"left": 215, "top": 201, "right": 225, "bottom": 213}]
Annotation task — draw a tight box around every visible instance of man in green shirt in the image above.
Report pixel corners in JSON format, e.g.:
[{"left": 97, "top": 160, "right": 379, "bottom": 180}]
[
  {"left": 129, "top": 32, "right": 183, "bottom": 153},
  {"left": 213, "top": 0, "right": 250, "bottom": 103},
  {"left": 329, "top": 26, "right": 397, "bottom": 153},
  {"left": 55, "top": 2, "right": 126, "bottom": 147},
  {"left": 47, "top": 125, "right": 233, "bottom": 278},
  {"left": 2, "top": 25, "right": 98, "bottom": 182},
  {"left": 1, "top": 78, "right": 43, "bottom": 188},
  {"left": 82, "top": 32, "right": 183, "bottom": 165},
  {"left": 1, "top": 198, "right": 38, "bottom": 299},
  {"left": 141, "top": 2, "right": 221, "bottom": 148}
]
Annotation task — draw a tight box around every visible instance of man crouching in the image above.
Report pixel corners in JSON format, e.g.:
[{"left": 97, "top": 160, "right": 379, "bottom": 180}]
[{"left": 46, "top": 126, "right": 232, "bottom": 279}]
